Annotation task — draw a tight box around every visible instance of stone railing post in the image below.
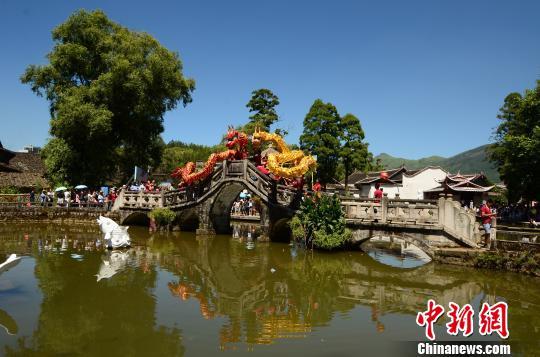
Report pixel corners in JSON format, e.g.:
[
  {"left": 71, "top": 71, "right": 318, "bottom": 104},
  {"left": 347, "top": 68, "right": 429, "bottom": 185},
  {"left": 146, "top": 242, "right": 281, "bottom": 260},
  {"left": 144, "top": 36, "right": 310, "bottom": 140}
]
[
  {"left": 160, "top": 191, "right": 165, "bottom": 208},
  {"left": 438, "top": 194, "right": 445, "bottom": 227},
  {"left": 491, "top": 215, "right": 497, "bottom": 249},
  {"left": 381, "top": 193, "right": 388, "bottom": 223}
]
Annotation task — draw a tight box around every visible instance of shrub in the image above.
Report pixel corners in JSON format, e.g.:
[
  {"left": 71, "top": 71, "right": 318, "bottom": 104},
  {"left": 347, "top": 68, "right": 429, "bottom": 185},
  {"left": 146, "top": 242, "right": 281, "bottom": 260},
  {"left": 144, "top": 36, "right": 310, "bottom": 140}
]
[
  {"left": 0, "top": 186, "right": 20, "bottom": 194},
  {"left": 290, "top": 194, "right": 350, "bottom": 250},
  {"left": 148, "top": 208, "right": 176, "bottom": 228},
  {"left": 474, "top": 251, "right": 540, "bottom": 276}
]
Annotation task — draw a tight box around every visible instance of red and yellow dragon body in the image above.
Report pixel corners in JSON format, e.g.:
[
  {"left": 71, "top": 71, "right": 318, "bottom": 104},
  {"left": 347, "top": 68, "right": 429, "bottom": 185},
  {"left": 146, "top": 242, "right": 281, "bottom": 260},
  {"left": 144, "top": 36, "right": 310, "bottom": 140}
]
[{"left": 171, "top": 127, "right": 249, "bottom": 186}]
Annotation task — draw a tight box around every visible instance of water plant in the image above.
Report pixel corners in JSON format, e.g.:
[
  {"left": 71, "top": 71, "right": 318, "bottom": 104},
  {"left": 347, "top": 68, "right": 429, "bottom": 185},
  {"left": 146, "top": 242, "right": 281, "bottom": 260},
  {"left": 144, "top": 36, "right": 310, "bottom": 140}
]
[
  {"left": 289, "top": 194, "right": 351, "bottom": 250},
  {"left": 148, "top": 208, "right": 176, "bottom": 230}
]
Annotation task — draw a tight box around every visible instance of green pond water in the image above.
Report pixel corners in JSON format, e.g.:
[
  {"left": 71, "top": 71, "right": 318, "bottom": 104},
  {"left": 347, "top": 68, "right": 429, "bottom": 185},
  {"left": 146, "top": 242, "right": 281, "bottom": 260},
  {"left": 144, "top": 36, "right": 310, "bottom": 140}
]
[{"left": 0, "top": 222, "right": 538, "bottom": 356}]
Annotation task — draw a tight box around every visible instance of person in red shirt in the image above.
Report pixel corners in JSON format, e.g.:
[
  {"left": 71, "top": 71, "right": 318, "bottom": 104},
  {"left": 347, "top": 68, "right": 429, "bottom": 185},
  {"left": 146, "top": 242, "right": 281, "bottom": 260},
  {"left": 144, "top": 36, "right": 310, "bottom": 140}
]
[
  {"left": 480, "top": 200, "right": 495, "bottom": 247},
  {"left": 374, "top": 183, "right": 383, "bottom": 203}
]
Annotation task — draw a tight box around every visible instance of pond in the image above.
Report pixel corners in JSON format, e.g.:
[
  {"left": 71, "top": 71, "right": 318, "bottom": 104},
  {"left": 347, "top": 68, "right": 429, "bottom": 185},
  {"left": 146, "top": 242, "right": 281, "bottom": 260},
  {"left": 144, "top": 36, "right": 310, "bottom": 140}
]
[{"left": 0, "top": 223, "right": 538, "bottom": 356}]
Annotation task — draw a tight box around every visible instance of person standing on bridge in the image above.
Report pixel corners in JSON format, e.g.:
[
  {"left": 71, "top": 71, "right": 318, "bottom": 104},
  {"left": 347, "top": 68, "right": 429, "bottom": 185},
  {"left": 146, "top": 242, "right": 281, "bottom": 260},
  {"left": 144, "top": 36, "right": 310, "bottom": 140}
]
[
  {"left": 481, "top": 199, "right": 496, "bottom": 248},
  {"left": 373, "top": 184, "right": 383, "bottom": 203}
]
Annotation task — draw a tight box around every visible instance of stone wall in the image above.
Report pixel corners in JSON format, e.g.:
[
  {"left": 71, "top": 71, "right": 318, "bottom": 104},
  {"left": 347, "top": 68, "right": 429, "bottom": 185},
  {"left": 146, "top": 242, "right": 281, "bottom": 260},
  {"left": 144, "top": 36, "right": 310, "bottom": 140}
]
[
  {"left": 0, "top": 206, "right": 120, "bottom": 224},
  {"left": 495, "top": 239, "right": 540, "bottom": 253}
]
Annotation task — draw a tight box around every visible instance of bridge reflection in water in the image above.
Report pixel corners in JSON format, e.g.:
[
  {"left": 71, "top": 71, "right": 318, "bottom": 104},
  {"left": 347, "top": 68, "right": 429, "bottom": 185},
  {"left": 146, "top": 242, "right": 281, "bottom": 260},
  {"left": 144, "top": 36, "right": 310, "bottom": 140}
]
[
  {"left": 0, "top": 223, "right": 538, "bottom": 355},
  {"left": 361, "top": 235, "right": 432, "bottom": 269}
]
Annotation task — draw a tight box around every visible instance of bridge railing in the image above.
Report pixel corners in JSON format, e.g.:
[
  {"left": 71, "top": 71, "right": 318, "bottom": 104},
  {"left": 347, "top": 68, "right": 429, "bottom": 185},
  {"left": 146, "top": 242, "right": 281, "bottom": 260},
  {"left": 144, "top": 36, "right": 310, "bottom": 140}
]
[
  {"left": 163, "top": 189, "right": 189, "bottom": 207},
  {"left": 120, "top": 191, "right": 163, "bottom": 210},
  {"left": 341, "top": 198, "right": 383, "bottom": 221},
  {"left": 341, "top": 194, "right": 482, "bottom": 247},
  {"left": 437, "top": 195, "right": 481, "bottom": 247},
  {"left": 387, "top": 198, "right": 439, "bottom": 225},
  {"left": 245, "top": 162, "right": 274, "bottom": 201}
]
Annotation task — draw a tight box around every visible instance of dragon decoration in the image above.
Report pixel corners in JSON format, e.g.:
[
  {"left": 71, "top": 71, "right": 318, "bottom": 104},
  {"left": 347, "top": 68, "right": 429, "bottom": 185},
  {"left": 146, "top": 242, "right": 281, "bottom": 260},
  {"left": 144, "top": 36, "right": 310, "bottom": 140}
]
[
  {"left": 171, "top": 127, "right": 248, "bottom": 186},
  {"left": 251, "top": 127, "right": 316, "bottom": 179},
  {"left": 171, "top": 126, "right": 316, "bottom": 186}
]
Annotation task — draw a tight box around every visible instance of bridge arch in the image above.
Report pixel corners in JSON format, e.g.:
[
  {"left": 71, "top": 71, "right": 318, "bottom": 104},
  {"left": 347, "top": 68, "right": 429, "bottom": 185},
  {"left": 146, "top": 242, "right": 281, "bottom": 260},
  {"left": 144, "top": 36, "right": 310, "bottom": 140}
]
[
  {"left": 121, "top": 211, "right": 150, "bottom": 226},
  {"left": 208, "top": 182, "right": 260, "bottom": 234},
  {"left": 269, "top": 217, "right": 292, "bottom": 242},
  {"left": 177, "top": 208, "right": 200, "bottom": 231}
]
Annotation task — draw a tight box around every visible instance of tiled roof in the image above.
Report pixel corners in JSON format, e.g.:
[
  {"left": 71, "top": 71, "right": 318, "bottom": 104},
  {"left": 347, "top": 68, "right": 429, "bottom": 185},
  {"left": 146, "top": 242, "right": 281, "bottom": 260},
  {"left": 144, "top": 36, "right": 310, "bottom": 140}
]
[
  {"left": 0, "top": 172, "right": 49, "bottom": 189},
  {"left": 0, "top": 147, "right": 48, "bottom": 189},
  {"left": 426, "top": 172, "right": 493, "bottom": 194},
  {"left": 351, "top": 167, "right": 407, "bottom": 185}
]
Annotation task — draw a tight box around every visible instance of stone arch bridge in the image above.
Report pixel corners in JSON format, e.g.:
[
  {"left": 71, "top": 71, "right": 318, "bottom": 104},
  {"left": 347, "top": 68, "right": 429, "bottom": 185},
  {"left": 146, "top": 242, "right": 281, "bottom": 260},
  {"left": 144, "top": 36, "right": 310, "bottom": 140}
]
[
  {"left": 113, "top": 160, "right": 485, "bottom": 249},
  {"left": 114, "top": 160, "right": 301, "bottom": 240}
]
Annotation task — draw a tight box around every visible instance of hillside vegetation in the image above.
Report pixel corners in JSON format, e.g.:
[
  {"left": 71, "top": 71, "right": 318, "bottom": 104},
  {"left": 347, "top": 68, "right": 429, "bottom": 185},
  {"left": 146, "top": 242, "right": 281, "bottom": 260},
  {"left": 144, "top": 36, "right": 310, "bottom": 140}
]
[{"left": 376, "top": 144, "right": 500, "bottom": 182}]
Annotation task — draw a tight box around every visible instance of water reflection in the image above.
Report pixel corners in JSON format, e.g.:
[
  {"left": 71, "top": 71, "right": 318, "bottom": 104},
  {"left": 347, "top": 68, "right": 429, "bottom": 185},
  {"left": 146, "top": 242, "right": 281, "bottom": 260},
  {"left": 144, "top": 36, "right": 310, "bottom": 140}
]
[
  {"left": 362, "top": 235, "right": 432, "bottom": 268},
  {"left": 0, "top": 309, "right": 18, "bottom": 335},
  {"left": 231, "top": 222, "right": 260, "bottom": 251},
  {"left": 0, "top": 223, "right": 538, "bottom": 356},
  {"left": 96, "top": 250, "right": 130, "bottom": 282}
]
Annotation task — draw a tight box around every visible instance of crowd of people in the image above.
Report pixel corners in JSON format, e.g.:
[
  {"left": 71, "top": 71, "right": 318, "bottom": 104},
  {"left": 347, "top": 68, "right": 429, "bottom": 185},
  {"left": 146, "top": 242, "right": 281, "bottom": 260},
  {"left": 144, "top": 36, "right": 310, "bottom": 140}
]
[
  {"left": 30, "top": 187, "right": 119, "bottom": 210},
  {"left": 126, "top": 180, "right": 171, "bottom": 193},
  {"left": 459, "top": 200, "right": 539, "bottom": 227},
  {"left": 231, "top": 191, "right": 258, "bottom": 217},
  {"left": 497, "top": 203, "right": 539, "bottom": 226}
]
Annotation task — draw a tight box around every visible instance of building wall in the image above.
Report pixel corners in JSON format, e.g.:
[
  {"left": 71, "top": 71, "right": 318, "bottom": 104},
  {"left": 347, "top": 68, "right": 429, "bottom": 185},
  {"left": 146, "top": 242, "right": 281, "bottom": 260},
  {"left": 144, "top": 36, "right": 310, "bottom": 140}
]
[
  {"left": 364, "top": 167, "right": 447, "bottom": 199},
  {"left": 400, "top": 168, "right": 447, "bottom": 199},
  {"left": 366, "top": 184, "right": 401, "bottom": 198}
]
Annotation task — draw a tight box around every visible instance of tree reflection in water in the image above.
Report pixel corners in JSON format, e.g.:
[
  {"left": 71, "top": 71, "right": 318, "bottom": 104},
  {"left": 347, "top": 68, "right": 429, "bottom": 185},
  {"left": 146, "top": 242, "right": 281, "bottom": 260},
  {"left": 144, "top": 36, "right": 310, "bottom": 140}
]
[
  {"left": 0, "top": 230, "right": 184, "bottom": 356},
  {"left": 0, "top": 223, "right": 538, "bottom": 356}
]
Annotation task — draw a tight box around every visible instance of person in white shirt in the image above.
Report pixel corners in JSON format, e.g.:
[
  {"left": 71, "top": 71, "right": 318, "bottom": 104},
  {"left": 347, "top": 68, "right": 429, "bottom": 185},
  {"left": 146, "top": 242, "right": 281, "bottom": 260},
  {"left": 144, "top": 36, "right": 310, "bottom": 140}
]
[{"left": 64, "top": 190, "right": 71, "bottom": 207}]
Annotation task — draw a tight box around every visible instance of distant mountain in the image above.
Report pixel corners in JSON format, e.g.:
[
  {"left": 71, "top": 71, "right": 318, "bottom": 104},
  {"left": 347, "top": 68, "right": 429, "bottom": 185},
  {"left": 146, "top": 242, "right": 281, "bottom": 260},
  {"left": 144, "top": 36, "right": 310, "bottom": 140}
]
[{"left": 375, "top": 144, "right": 500, "bottom": 182}]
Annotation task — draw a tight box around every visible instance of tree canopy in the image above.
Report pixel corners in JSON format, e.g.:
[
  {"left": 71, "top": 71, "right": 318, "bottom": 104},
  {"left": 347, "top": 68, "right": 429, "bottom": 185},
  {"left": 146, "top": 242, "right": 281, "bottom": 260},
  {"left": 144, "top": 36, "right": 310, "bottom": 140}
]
[
  {"left": 158, "top": 141, "right": 225, "bottom": 175},
  {"left": 21, "top": 10, "right": 195, "bottom": 185},
  {"left": 300, "top": 100, "right": 374, "bottom": 187},
  {"left": 300, "top": 99, "right": 342, "bottom": 186},
  {"left": 245, "top": 88, "right": 280, "bottom": 132},
  {"left": 489, "top": 80, "right": 540, "bottom": 202},
  {"left": 339, "top": 113, "right": 370, "bottom": 190}
]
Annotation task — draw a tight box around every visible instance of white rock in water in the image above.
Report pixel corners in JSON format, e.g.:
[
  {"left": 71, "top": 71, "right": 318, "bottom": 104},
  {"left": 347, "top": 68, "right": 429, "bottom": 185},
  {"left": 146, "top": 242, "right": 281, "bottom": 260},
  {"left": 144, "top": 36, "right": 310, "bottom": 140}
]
[
  {"left": 97, "top": 216, "right": 131, "bottom": 249},
  {"left": 270, "top": 268, "right": 276, "bottom": 273},
  {"left": 0, "top": 254, "right": 21, "bottom": 275}
]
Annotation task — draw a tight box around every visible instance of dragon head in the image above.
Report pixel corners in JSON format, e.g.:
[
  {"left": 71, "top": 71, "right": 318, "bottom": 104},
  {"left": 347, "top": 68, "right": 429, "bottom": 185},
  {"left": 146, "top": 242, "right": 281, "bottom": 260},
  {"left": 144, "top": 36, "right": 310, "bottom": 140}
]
[
  {"left": 251, "top": 126, "right": 264, "bottom": 149},
  {"left": 226, "top": 125, "right": 238, "bottom": 140},
  {"left": 226, "top": 126, "right": 240, "bottom": 149}
]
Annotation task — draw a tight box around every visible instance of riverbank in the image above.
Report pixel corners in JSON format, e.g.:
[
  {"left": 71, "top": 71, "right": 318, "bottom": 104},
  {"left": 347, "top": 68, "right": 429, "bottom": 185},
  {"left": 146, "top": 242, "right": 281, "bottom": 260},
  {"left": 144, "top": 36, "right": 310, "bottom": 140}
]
[
  {"left": 0, "top": 206, "right": 119, "bottom": 224},
  {"left": 433, "top": 244, "right": 540, "bottom": 277}
]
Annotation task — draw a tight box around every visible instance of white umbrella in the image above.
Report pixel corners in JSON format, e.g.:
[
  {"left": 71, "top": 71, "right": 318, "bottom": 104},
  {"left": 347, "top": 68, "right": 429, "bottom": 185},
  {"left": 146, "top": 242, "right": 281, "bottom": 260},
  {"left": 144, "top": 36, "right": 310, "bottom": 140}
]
[
  {"left": 74, "top": 185, "right": 88, "bottom": 190},
  {"left": 55, "top": 186, "right": 68, "bottom": 192}
]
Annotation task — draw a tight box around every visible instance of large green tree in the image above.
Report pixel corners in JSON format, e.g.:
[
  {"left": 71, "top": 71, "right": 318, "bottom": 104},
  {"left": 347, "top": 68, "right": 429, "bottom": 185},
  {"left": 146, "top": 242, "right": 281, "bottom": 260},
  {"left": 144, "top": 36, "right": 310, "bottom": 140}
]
[
  {"left": 245, "top": 88, "right": 280, "bottom": 132},
  {"left": 339, "top": 113, "right": 370, "bottom": 191},
  {"left": 489, "top": 81, "right": 540, "bottom": 202},
  {"left": 21, "top": 10, "right": 194, "bottom": 185},
  {"left": 300, "top": 99, "right": 342, "bottom": 186}
]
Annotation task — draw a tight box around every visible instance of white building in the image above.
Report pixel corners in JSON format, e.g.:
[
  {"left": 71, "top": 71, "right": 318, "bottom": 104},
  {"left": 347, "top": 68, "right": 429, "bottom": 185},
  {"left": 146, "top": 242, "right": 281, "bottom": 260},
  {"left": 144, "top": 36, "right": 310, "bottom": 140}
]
[{"left": 345, "top": 166, "right": 448, "bottom": 200}]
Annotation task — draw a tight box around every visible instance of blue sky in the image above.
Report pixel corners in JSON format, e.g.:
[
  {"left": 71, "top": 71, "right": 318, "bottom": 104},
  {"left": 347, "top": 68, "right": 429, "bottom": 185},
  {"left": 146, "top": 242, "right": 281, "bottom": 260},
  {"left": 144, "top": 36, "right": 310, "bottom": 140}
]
[{"left": 0, "top": 0, "right": 539, "bottom": 158}]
